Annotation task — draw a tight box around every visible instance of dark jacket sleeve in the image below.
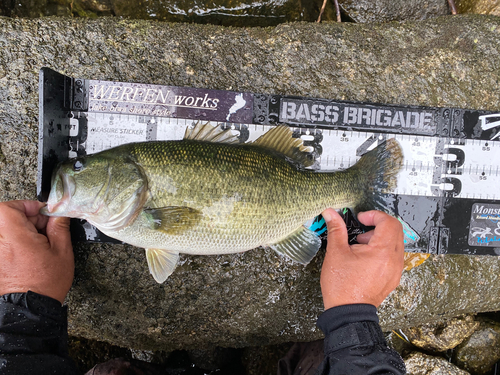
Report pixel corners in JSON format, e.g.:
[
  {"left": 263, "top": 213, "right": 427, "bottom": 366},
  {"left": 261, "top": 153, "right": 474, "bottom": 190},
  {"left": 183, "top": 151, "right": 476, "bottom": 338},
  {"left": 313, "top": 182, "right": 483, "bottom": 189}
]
[
  {"left": 315, "top": 304, "right": 406, "bottom": 375},
  {"left": 0, "top": 291, "right": 78, "bottom": 375}
]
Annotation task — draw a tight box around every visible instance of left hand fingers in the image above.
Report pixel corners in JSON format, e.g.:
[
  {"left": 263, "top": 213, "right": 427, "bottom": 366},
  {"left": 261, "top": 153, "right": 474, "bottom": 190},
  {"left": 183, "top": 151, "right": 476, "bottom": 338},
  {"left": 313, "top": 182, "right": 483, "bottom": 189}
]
[
  {"left": 1, "top": 200, "right": 46, "bottom": 217},
  {"left": 46, "top": 216, "right": 72, "bottom": 255},
  {"left": 0, "top": 200, "right": 49, "bottom": 235},
  {"left": 26, "top": 211, "right": 50, "bottom": 231}
]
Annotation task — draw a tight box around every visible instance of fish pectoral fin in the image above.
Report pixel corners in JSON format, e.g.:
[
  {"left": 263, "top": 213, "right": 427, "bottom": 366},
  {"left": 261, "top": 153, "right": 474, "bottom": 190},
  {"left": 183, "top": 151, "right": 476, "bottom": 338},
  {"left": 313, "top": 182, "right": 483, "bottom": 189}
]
[
  {"left": 269, "top": 226, "right": 321, "bottom": 265},
  {"left": 252, "top": 125, "right": 315, "bottom": 168},
  {"left": 144, "top": 206, "right": 202, "bottom": 235},
  {"left": 146, "top": 248, "right": 180, "bottom": 283}
]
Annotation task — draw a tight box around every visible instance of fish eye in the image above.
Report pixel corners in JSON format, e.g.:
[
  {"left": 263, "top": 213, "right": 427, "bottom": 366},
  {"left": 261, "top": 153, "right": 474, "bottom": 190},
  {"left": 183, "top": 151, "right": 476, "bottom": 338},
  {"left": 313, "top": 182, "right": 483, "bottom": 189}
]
[{"left": 73, "top": 160, "right": 84, "bottom": 172}]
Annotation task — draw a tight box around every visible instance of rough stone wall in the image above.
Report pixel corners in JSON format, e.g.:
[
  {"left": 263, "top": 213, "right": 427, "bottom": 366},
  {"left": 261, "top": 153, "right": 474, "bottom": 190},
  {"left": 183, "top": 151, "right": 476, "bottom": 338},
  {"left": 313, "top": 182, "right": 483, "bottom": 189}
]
[{"left": 0, "top": 15, "right": 500, "bottom": 351}]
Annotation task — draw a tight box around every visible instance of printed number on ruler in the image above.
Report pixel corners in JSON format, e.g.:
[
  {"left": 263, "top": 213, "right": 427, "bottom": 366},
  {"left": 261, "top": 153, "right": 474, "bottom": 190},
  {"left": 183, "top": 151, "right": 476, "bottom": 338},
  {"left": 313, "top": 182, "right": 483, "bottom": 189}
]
[
  {"left": 438, "top": 139, "right": 500, "bottom": 200},
  {"left": 316, "top": 131, "right": 442, "bottom": 198}
]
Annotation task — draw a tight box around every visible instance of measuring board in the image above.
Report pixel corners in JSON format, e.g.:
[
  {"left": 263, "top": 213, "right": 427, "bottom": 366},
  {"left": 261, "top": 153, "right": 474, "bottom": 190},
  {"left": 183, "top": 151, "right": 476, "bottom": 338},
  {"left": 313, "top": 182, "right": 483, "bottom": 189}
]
[{"left": 37, "top": 68, "right": 500, "bottom": 255}]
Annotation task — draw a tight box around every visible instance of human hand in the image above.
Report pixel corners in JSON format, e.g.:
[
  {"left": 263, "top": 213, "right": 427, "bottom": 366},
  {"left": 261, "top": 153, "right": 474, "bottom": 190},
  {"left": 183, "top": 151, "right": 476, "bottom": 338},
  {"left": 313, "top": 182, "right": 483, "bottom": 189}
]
[
  {"left": 0, "top": 200, "right": 74, "bottom": 303},
  {"left": 320, "top": 209, "right": 404, "bottom": 309}
]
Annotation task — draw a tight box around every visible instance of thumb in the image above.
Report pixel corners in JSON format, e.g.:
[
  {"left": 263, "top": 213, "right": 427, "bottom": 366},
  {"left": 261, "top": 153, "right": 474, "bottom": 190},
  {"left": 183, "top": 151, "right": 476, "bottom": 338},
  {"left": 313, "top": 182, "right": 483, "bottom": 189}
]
[
  {"left": 46, "top": 217, "right": 72, "bottom": 253},
  {"left": 322, "top": 208, "right": 349, "bottom": 249}
]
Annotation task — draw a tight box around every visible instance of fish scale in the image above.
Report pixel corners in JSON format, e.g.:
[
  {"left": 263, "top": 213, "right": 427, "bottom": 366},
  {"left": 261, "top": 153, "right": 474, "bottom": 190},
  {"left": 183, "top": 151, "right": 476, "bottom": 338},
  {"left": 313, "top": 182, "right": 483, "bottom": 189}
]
[{"left": 132, "top": 141, "right": 326, "bottom": 247}]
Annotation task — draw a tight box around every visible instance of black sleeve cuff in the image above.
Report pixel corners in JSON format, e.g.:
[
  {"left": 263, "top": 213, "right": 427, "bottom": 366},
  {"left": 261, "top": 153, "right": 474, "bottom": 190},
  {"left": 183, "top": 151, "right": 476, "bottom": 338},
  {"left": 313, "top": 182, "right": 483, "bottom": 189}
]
[
  {"left": 317, "top": 303, "right": 379, "bottom": 333},
  {"left": 315, "top": 304, "right": 406, "bottom": 374},
  {"left": 317, "top": 304, "right": 387, "bottom": 355},
  {"left": 0, "top": 291, "right": 69, "bottom": 356}
]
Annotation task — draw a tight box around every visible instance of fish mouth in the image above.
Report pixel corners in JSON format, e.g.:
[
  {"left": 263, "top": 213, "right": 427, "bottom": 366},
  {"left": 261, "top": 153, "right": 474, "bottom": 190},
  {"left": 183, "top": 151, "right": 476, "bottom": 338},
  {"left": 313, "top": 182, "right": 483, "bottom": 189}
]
[{"left": 40, "top": 171, "right": 76, "bottom": 216}]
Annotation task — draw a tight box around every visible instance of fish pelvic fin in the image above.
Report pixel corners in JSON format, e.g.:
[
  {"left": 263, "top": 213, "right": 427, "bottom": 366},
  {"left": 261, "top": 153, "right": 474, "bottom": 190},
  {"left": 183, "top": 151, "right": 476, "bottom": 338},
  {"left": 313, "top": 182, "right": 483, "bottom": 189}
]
[
  {"left": 184, "top": 122, "right": 239, "bottom": 144},
  {"left": 146, "top": 248, "right": 179, "bottom": 283},
  {"left": 350, "top": 138, "right": 403, "bottom": 214},
  {"left": 252, "top": 125, "right": 315, "bottom": 168},
  {"left": 144, "top": 206, "right": 202, "bottom": 235},
  {"left": 269, "top": 226, "right": 321, "bottom": 265}
]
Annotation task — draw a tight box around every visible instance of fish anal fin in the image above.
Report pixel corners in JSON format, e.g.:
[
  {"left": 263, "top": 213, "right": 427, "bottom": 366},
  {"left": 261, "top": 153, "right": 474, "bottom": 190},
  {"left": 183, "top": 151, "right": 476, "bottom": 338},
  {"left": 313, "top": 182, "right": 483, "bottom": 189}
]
[
  {"left": 144, "top": 206, "right": 202, "bottom": 235},
  {"left": 252, "top": 126, "right": 315, "bottom": 168},
  {"left": 269, "top": 226, "right": 321, "bottom": 265},
  {"left": 146, "top": 248, "right": 180, "bottom": 283},
  {"left": 184, "top": 122, "right": 239, "bottom": 144}
]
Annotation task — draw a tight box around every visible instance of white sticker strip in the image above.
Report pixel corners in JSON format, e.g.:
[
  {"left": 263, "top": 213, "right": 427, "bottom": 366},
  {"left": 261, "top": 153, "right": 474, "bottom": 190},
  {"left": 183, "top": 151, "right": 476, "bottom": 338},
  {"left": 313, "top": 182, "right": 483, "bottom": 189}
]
[{"left": 80, "top": 115, "right": 500, "bottom": 200}]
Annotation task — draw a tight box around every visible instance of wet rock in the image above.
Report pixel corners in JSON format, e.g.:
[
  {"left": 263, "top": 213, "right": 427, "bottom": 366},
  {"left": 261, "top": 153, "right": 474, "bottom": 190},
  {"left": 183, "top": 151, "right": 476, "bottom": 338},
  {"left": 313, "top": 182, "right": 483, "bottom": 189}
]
[
  {"left": 68, "top": 336, "right": 132, "bottom": 374},
  {"left": 386, "top": 331, "right": 418, "bottom": 357},
  {"left": 1, "top": 16, "right": 500, "bottom": 352},
  {"left": 1, "top": 0, "right": 335, "bottom": 26},
  {"left": 378, "top": 255, "right": 500, "bottom": 332},
  {"left": 453, "top": 318, "right": 500, "bottom": 375},
  {"left": 114, "top": 0, "right": 337, "bottom": 26},
  {"left": 338, "top": 0, "right": 451, "bottom": 23},
  {"left": 400, "top": 315, "right": 480, "bottom": 352},
  {"left": 129, "top": 349, "right": 163, "bottom": 364},
  {"left": 405, "top": 352, "right": 470, "bottom": 374},
  {"left": 77, "top": 0, "right": 114, "bottom": 16},
  {"left": 1, "top": 0, "right": 73, "bottom": 17},
  {"left": 1, "top": 0, "right": 112, "bottom": 18},
  {"left": 457, "top": 0, "right": 500, "bottom": 16}
]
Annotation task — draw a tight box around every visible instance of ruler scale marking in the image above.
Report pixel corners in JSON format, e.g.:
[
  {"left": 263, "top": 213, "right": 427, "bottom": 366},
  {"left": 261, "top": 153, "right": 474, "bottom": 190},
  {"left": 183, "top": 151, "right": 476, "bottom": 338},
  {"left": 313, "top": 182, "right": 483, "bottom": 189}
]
[{"left": 38, "top": 68, "right": 500, "bottom": 254}]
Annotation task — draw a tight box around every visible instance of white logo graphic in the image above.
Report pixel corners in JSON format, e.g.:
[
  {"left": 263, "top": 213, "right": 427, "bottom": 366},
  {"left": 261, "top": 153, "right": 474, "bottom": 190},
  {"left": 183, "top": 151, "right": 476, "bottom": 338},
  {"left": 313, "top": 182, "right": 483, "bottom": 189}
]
[
  {"left": 479, "top": 113, "right": 500, "bottom": 140},
  {"left": 226, "top": 93, "right": 246, "bottom": 121}
]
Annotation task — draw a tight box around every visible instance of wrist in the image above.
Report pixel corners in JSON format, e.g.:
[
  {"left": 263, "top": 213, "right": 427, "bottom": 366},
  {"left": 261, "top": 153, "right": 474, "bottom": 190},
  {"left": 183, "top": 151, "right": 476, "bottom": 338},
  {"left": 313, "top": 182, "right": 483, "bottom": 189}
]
[
  {"left": 0, "top": 285, "right": 67, "bottom": 304},
  {"left": 317, "top": 303, "right": 379, "bottom": 333},
  {"left": 1, "top": 291, "right": 65, "bottom": 319},
  {"left": 0, "top": 291, "right": 71, "bottom": 360},
  {"left": 322, "top": 290, "right": 384, "bottom": 310}
]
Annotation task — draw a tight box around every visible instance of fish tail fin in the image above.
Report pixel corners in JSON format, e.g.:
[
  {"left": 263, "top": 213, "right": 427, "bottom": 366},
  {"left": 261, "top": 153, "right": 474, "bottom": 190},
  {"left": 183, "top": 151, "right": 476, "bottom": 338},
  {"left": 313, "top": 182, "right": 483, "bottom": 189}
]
[
  {"left": 306, "top": 140, "right": 416, "bottom": 246},
  {"left": 350, "top": 138, "right": 403, "bottom": 214},
  {"left": 342, "top": 140, "right": 421, "bottom": 246}
]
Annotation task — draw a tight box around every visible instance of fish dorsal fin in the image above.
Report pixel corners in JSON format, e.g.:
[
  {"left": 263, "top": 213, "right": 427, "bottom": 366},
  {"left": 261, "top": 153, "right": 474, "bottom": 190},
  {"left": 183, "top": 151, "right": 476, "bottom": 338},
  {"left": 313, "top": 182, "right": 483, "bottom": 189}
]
[
  {"left": 252, "top": 126, "right": 315, "bottom": 168},
  {"left": 146, "top": 248, "right": 179, "bottom": 283},
  {"left": 144, "top": 206, "right": 202, "bottom": 235},
  {"left": 184, "top": 122, "right": 239, "bottom": 144},
  {"left": 268, "top": 225, "right": 321, "bottom": 265}
]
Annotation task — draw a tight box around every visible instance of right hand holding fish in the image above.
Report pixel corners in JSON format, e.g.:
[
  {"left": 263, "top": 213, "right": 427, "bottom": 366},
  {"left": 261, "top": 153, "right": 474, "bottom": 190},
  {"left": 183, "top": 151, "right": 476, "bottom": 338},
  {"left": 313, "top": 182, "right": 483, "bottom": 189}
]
[
  {"left": 0, "top": 200, "right": 74, "bottom": 303},
  {"left": 320, "top": 209, "right": 404, "bottom": 310}
]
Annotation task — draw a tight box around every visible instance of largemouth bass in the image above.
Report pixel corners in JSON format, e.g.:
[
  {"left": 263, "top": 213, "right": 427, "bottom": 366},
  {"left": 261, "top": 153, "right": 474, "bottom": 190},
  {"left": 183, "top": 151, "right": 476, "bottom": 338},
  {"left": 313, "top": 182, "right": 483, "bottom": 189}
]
[{"left": 42, "top": 123, "right": 403, "bottom": 283}]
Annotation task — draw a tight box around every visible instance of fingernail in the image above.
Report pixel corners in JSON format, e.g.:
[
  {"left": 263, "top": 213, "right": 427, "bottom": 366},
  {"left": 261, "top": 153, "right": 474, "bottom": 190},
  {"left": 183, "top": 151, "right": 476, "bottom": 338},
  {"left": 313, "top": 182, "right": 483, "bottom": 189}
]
[{"left": 322, "top": 209, "right": 332, "bottom": 223}]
